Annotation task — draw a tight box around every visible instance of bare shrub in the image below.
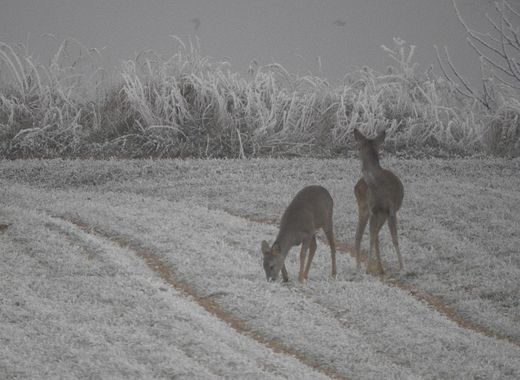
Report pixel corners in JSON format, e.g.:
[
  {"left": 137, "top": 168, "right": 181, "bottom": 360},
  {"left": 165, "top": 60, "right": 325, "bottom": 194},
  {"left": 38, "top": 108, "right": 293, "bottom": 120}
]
[{"left": 436, "top": 0, "right": 520, "bottom": 155}]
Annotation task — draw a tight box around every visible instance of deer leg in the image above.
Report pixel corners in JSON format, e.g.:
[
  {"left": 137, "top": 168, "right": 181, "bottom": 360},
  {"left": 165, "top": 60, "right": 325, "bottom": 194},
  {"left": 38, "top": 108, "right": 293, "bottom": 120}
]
[
  {"left": 324, "top": 225, "right": 337, "bottom": 277},
  {"left": 302, "top": 235, "right": 317, "bottom": 280},
  {"left": 281, "top": 263, "right": 289, "bottom": 282},
  {"left": 355, "top": 205, "right": 369, "bottom": 270},
  {"left": 298, "top": 238, "right": 311, "bottom": 282},
  {"left": 374, "top": 232, "right": 383, "bottom": 274},
  {"left": 388, "top": 214, "right": 404, "bottom": 270},
  {"left": 354, "top": 179, "right": 369, "bottom": 270},
  {"left": 368, "top": 213, "right": 386, "bottom": 274}
]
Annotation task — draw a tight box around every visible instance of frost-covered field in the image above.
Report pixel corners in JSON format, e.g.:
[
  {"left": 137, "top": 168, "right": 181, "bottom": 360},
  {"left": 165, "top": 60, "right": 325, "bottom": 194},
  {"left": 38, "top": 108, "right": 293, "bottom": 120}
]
[{"left": 1, "top": 157, "right": 519, "bottom": 379}]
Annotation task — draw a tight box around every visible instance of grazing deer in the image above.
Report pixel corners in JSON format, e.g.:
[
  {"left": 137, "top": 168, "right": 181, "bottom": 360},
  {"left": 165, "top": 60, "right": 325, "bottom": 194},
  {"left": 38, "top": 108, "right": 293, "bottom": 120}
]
[
  {"left": 261, "top": 185, "right": 337, "bottom": 282},
  {"left": 353, "top": 128, "right": 404, "bottom": 274}
]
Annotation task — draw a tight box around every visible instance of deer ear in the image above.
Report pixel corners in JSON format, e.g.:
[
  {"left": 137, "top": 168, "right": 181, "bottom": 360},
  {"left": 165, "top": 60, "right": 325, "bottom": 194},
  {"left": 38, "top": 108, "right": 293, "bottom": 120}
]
[
  {"left": 261, "top": 240, "right": 271, "bottom": 256},
  {"left": 353, "top": 128, "right": 364, "bottom": 143},
  {"left": 375, "top": 130, "right": 386, "bottom": 145},
  {"left": 272, "top": 242, "right": 281, "bottom": 256}
]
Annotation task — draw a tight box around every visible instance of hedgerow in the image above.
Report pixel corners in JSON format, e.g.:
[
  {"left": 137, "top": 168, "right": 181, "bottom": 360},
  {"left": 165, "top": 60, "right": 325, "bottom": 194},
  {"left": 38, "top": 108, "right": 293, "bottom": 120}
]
[{"left": 1, "top": 37, "right": 518, "bottom": 159}]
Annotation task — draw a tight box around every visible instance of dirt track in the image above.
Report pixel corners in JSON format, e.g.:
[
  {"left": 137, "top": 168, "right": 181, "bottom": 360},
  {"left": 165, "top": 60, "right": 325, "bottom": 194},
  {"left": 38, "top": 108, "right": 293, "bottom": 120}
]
[
  {"left": 68, "top": 217, "right": 352, "bottom": 380},
  {"left": 66, "top": 213, "right": 518, "bottom": 380}
]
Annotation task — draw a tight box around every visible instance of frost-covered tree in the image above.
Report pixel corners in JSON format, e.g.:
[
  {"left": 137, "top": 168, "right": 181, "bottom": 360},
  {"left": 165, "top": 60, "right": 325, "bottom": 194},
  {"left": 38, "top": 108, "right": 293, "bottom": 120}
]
[{"left": 437, "top": 0, "right": 520, "bottom": 109}]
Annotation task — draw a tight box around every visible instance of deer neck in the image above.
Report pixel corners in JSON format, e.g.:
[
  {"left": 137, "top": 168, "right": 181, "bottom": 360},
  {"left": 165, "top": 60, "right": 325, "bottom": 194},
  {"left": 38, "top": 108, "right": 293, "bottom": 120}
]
[
  {"left": 360, "top": 154, "right": 382, "bottom": 185},
  {"left": 274, "top": 229, "right": 298, "bottom": 259}
]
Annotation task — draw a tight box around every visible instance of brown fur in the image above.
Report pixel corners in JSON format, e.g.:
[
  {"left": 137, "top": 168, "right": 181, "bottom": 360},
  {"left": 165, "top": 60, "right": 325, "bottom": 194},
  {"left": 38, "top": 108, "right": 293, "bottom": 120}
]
[
  {"left": 261, "top": 185, "right": 337, "bottom": 282},
  {"left": 353, "top": 128, "right": 404, "bottom": 274}
]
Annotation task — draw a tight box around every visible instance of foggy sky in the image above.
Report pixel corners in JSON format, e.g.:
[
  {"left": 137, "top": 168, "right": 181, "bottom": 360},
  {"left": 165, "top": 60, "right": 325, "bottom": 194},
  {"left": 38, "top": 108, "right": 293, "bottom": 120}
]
[{"left": 0, "top": 0, "right": 499, "bottom": 86}]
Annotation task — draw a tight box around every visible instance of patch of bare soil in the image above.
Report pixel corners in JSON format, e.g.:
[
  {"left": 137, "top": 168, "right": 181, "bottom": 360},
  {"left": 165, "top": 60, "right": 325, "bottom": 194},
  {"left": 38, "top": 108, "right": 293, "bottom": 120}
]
[
  {"left": 66, "top": 218, "right": 351, "bottom": 380},
  {"left": 243, "top": 208, "right": 520, "bottom": 347},
  {"left": 342, "top": 243, "right": 520, "bottom": 347},
  {"left": 64, "top": 214, "right": 518, "bottom": 380}
]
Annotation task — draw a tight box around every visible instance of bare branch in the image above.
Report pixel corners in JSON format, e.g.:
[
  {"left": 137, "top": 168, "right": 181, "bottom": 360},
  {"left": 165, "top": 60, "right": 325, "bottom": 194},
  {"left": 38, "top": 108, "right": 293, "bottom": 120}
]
[
  {"left": 443, "top": 0, "right": 520, "bottom": 106},
  {"left": 435, "top": 45, "right": 481, "bottom": 100},
  {"left": 503, "top": 0, "right": 520, "bottom": 20}
]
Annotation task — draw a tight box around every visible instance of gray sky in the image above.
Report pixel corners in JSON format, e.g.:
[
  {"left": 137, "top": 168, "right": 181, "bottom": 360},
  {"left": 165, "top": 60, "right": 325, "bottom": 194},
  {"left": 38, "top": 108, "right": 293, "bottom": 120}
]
[{"left": 0, "top": 0, "right": 498, "bottom": 86}]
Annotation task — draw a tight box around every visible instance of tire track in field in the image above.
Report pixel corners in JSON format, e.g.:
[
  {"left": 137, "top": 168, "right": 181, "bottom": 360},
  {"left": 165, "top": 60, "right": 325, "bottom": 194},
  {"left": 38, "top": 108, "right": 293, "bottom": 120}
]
[
  {"left": 340, "top": 246, "right": 520, "bottom": 348},
  {"left": 58, "top": 213, "right": 518, "bottom": 380},
  {"left": 327, "top": 235, "right": 520, "bottom": 348},
  {"left": 226, "top": 212, "right": 520, "bottom": 347},
  {"left": 62, "top": 217, "right": 351, "bottom": 380},
  {"left": 239, "top": 211, "right": 520, "bottom": 347}
]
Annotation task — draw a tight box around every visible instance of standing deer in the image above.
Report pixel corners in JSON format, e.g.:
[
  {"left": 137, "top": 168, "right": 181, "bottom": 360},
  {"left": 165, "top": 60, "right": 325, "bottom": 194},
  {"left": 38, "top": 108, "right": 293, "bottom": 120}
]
[
  {"left": 261, "top": 185, "right": 337, "bottom": 282},
  {"left": 353, "top": 128, "right": 404, "bottom": 274}
]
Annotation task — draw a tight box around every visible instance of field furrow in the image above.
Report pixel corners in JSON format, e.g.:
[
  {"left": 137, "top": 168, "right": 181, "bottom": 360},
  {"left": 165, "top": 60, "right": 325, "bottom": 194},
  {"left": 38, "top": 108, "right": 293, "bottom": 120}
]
[
  {"left": 0, "top": 204, "right": 334, "bottom": 380},
  {"left": 1, "top": 157, "right": 520, "bottom": 379}
]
